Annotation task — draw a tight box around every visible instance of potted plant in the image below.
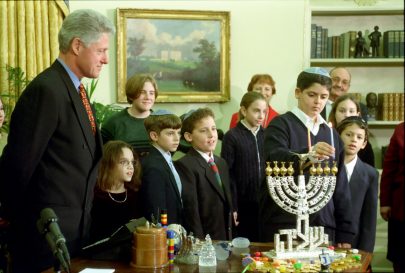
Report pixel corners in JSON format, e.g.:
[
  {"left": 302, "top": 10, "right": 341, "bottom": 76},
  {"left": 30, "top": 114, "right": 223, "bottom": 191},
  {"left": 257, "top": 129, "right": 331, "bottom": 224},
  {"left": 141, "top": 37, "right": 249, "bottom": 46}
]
[{"left": 0, "top": 65, "right": 30, "bottom": 134}]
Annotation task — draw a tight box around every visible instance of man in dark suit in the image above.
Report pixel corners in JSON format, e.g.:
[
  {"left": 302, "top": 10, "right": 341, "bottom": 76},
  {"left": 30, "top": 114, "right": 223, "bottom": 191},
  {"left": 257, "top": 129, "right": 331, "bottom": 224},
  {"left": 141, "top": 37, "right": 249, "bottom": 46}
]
[
  {"left": 140, "top": 111, "right": 184, "bottom": 225},
  {"left": 321, "top": 67, "right": 368, "bottom": 122},
  {"left": 0, "top": 10, "right": 114, "bottom": 272}
]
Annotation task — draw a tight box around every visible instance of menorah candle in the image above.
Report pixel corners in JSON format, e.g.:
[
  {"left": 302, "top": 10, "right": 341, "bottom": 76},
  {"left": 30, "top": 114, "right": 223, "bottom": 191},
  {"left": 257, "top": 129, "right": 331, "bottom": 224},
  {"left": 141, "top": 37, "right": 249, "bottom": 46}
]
[
  {"left": 329, "top": 125, "right": 335, "bottom": 159},
  {"left": 307, "top": 126, "right": 312, "bottom": 151}
]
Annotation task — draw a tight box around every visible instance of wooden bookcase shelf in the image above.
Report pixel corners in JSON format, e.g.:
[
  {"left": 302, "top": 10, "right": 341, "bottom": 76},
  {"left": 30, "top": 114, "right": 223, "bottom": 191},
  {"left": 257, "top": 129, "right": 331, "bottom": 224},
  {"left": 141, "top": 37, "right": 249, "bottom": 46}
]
[
  {"left": 368, "top": 120, "right": 402, "bottom": 128},
  {"left": 310, "top": 58, "right": 404, "bottom": 67}
]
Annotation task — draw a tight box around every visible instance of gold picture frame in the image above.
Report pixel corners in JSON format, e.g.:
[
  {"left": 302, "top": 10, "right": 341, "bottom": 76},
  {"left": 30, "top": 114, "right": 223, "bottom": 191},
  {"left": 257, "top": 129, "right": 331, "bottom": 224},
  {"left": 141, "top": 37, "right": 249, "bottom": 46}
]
[{"left": 116, "top": 8, "right": 230, "bottom": 103}]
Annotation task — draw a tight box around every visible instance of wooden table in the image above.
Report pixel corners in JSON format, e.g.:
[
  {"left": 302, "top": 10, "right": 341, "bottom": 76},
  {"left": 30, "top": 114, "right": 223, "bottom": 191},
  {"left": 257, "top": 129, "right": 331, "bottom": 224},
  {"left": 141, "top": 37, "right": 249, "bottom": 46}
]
[{"left": 43, "top": 242, "right": 372, "bottom": 273}]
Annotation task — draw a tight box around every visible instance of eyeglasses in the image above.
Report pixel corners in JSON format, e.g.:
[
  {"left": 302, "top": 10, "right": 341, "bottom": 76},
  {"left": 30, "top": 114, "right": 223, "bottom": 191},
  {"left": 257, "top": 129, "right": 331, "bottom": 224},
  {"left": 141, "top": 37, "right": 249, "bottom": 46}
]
[
  {"left": 331, "top": 77, "right": 350, "bottom": 87},
  {"left": 119, "top": 159, "right": 137, "bottom": 168}
]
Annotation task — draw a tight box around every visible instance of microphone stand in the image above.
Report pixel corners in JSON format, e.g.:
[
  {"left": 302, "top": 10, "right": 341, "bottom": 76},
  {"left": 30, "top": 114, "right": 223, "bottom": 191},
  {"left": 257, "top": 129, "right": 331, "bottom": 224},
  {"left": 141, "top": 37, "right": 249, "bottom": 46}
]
[
  {"left": 37, "top": 215, "right": 71, "bottom": 273},
  {"left": 53, "top": 259, "right": 61, "bottom": 273}
]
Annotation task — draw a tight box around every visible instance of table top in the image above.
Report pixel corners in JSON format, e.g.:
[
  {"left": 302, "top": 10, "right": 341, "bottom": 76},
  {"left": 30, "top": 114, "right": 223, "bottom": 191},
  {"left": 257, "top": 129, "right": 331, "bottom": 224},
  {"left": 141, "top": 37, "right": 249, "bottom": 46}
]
[{"left": 43, "top": 242, "right": 372, "bottom": 273}]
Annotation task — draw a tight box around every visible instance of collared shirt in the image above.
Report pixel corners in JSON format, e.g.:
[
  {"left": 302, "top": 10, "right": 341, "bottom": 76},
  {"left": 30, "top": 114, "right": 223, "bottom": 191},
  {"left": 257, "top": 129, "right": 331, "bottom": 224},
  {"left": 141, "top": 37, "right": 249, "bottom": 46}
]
[
  {"left": 345, "top": 155, "right": 358, "bottom": 182},
  {"left": 241, "top": 119, "right": 261, "bottom": 137},
  {"left": 153, "top": 144, "right": 172, "bottom": 163},
  {"left": 291, "top": 106, "right": 328, "bottom": 136},
  {"left": 153, "top": 144, "right": 182, "bottom": 194},
  {"left": 195, "top": 148, "right": 213, "bottom": 163},
  {"left": 57, "top": 58, "right": 80, "bottom": 91}
]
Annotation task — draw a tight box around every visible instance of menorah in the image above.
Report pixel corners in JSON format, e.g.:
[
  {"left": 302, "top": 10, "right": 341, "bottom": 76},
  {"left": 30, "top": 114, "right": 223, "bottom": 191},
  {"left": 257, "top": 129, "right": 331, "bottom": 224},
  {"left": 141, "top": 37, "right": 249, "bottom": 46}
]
[{"left": 265, "top": 153, "right": 338, "bottom": 259}]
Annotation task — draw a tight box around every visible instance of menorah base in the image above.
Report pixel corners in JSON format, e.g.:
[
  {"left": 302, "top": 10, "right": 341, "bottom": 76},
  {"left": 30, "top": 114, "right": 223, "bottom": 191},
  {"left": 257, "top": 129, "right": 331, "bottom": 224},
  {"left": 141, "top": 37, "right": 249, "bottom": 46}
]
[{"left": 263, "top": 247, "right": 340, "bottom": 260}]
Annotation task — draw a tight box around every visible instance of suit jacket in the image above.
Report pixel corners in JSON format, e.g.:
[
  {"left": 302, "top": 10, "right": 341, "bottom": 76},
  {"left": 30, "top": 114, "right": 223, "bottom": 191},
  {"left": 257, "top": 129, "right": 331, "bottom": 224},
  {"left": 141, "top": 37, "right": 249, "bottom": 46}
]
[
  {"left": 0, "top": 60, "right": 102, "bottom": 271},
  {"left": 349, "top": 158, "right": 378, "bottom": 252},
  {"left": 175, "top": 148, "right": 233, "bottom": 240},
  {"left": 140, "top": 146, "right": 183, "bottom": 225}
]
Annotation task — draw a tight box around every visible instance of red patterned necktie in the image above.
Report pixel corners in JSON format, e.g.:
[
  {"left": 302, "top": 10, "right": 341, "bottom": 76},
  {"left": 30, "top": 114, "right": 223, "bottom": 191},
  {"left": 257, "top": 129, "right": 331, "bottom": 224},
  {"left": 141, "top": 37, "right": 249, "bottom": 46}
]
[
  {"left": 79, "top": 83, "right": 96, "bottom": 135},
  {"left": 208, "top": 158, "right": 223, "bottom": 189}
]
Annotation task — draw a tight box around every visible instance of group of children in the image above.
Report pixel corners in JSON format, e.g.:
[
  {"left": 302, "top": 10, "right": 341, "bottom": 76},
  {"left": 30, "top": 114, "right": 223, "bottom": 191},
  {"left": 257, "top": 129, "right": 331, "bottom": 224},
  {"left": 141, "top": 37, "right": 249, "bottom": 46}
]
[{"left": 91, "top": 67, "right": 378, "bottom": 253}]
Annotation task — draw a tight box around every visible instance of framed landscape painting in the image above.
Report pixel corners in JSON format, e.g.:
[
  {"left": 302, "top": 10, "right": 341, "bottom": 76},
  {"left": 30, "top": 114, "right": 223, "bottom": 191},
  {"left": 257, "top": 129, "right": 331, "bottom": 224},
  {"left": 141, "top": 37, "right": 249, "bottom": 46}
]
[{"left": 116, "top": 8, "right": 230, "bottom": 103}]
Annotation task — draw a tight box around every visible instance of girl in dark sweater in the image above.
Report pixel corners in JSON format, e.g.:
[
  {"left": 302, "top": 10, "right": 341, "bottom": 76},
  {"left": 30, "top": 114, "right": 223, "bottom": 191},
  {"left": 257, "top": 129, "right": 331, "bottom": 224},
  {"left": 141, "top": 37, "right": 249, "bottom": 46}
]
[
  {"left": 90, "top": 140, "right": 142, "bottom": 243},
  {"left": 221, "top": 92, "right": 267, "bottom": 241}
]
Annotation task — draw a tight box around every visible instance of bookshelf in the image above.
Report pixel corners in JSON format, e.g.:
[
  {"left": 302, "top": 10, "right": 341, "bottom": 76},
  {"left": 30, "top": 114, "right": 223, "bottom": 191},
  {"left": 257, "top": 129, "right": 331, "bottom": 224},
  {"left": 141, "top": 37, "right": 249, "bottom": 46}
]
[
  {"left": 306, "top": 1, "right": 404, "bottom": 173},
  {"left": 306, "top": 4, "right": 403, "bottom": 271},
  {"left": 310, "top": 58, "right": 404, "bottom": 66},
  {"left": 368, "top": 120, "right": 402, "bottom": 128}
]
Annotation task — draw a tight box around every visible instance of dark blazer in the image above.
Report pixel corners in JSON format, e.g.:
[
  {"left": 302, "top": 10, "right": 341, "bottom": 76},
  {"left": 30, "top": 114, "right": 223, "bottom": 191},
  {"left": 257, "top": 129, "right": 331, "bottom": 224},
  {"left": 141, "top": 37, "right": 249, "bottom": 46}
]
[
  {"left": 175, "top": 148, "right": 233, "bottom": 241},
  {"left": 140, "top": 146, "right": 183, "bottom": 225},
  {"left": 0, "top": 60, "right": 102, "bottom": 272},
  {"left": 349, "top": 158, "right": 378, "bottom": 253}
]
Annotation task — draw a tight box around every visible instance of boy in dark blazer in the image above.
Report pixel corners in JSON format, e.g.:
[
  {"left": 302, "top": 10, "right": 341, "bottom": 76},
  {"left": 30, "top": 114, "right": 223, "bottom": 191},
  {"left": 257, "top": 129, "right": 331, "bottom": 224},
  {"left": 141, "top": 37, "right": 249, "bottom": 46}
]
[
  {"left": 259, "top": 68, "right": 355, "bottom": 247},
  {"left": 337, "top": 116, "right": 378, "bottom": 253},
  {"left": 140, "top": 110, "right": 183, "bottom": 225},
  {"left": 175, "top": 108, "right": 235, "bottom": 241}
]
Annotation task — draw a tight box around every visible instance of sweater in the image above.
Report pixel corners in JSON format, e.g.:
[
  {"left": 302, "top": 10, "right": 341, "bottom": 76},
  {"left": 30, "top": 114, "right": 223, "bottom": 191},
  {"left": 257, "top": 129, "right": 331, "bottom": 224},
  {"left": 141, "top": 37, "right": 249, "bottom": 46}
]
[{"left": 101, "top": 108, "right": 151, "bottom": 155}]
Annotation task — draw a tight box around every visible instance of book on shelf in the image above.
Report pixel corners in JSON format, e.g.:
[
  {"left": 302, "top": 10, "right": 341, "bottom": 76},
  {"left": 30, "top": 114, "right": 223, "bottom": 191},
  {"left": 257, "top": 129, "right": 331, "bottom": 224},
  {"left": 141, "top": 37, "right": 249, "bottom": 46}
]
[
  {"left": 311, "top": 24, "right": 317, "bottom": 58},
  {"left": 378, "top": 92, "right": 404, "bottom": 121},
  {"left": 383, "top": 30, "right": 404, "bottom": 58},
  {"left": 348, "top": 31, "right": 357, "bottom": 58},
  {"left": 322, "top": 28, "right": 328, "bottom": 58},
  {"left": 315, "top": 25, "right": 322, "bottom": 58},
  {"left": 327, "top": 36, "right": 333, "bottom": 58}
]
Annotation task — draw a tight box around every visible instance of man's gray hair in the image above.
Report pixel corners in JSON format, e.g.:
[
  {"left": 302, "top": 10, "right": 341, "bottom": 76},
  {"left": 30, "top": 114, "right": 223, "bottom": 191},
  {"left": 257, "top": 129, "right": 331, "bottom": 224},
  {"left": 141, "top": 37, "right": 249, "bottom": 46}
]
[{"left": 58, "top": 9, "right": 115, "bottom": 52}]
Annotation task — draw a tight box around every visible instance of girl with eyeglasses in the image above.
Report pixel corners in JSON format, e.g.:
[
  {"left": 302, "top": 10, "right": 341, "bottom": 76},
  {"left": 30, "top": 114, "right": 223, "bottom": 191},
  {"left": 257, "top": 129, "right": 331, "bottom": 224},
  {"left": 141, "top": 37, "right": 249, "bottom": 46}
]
[{"left": 90, "top": 140, "right": 142, "bottom": 243}]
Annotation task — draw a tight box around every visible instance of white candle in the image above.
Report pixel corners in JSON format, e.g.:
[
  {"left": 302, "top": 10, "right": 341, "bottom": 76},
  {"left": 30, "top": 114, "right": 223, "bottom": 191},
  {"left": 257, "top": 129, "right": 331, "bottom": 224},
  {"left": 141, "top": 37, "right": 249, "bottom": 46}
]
[{"left": 329, "top": 125, "right": 335, "bottom": 159}]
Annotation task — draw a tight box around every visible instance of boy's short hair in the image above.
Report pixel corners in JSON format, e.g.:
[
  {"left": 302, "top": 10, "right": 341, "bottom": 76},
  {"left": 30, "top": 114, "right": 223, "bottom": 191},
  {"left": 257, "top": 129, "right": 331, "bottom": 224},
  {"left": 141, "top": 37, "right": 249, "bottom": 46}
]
[
  {"left": 336, "top": 116, "right": 369, "bottom": 142},
  {"left": 296, "top": 70, "right": 332, "bottom": 92},
  {"left": 144, "top": 114, "right": 182, "bottom": 135},
  {"left": 181, "top": 108, "right": 215, "bottom": 135},
  {"left": 125, "top": 74, "right": 159, "bottom": 104}
]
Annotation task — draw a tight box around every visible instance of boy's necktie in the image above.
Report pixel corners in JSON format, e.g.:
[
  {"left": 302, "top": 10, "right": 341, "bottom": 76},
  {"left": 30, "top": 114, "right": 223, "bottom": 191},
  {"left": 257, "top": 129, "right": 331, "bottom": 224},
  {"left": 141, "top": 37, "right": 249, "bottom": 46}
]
[
  {"left": 168, "top": 158, "right": 182, "bottom": 195},
  {"left": 208, "top": 158, "right": 223, "bottom": 189},
  {"left": 79, "top": 83, "right": 96, "bottom": 135}
]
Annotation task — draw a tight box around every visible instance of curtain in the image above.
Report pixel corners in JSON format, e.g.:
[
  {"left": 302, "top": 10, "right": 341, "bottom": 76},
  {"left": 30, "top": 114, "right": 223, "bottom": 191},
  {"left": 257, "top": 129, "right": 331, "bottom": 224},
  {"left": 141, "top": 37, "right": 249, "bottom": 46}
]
[{"left": 0, "top": 0, "right": 68, "bottom": 117}]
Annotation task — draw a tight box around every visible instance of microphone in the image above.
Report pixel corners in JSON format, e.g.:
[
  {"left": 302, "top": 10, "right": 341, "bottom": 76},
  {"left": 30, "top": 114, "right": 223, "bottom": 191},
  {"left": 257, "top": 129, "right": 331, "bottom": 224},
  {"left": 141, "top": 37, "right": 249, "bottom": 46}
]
[{"left": 37, "top": 208, "right": 71, "bottom": 273}]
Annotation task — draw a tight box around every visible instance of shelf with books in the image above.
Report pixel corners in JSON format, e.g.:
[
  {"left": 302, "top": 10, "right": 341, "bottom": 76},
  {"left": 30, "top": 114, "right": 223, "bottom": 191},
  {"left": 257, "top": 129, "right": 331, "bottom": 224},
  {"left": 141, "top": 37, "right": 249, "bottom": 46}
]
[
  {"left": 310, "top": 58, "right": 404, "bottom": 67},
  {"left": 310, "top": 9, "right": 404, "bottom": 60},
  {"left": 307, "top": 1, "right": 404, "bottom": 170},
  {"left": 368, "top": 120, "right": 402, "bottom": 128}
]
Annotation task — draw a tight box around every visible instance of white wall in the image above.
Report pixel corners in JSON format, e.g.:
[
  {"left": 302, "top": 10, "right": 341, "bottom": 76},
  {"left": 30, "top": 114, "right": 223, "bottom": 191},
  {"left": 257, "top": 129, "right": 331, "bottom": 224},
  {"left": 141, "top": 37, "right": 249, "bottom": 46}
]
[{"left": 69, "top": 0, "right": 308, "bottom": 131}]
